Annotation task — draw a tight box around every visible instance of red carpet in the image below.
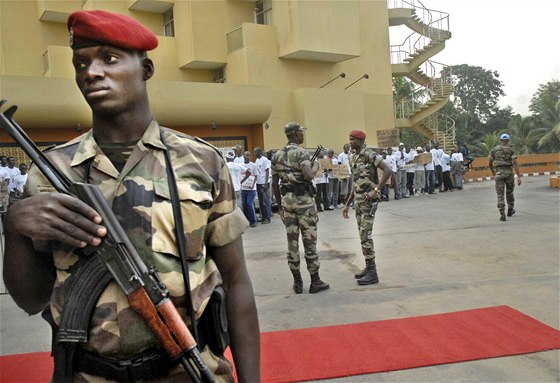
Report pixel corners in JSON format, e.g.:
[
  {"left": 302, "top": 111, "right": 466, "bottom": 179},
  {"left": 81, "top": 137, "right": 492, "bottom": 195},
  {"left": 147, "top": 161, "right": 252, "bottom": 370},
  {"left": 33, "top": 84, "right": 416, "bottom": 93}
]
[{"left": 1, "top": 306, "right": 559, "bottom": 382}]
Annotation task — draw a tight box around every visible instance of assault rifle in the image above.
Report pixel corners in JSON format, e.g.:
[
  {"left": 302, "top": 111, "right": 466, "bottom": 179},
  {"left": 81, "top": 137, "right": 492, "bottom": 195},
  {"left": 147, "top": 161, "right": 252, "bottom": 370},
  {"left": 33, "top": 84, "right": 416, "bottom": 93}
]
[
  {"left": 0, "top": 100, "right": 214, "bottom": 383},
  {"left": 310, "top": 144, "right": 325, "bottom": 162}
]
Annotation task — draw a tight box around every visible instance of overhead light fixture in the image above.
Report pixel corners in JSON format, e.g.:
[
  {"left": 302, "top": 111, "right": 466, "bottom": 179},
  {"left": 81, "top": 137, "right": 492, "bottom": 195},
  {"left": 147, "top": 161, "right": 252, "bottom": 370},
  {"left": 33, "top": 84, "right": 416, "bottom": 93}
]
[
  {"left": 319, "top": 72, "right": 346, "bottom": 89},
  {"left": 344, "top": 73, "right": 369, "bottom": 90}
]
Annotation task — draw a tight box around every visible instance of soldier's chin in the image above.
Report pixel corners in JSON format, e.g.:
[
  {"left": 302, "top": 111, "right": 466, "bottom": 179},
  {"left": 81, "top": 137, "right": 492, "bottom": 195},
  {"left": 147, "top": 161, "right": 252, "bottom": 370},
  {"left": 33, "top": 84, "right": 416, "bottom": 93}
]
[{"left": 88, "top": 101, "right": 124, "bottom": 117}]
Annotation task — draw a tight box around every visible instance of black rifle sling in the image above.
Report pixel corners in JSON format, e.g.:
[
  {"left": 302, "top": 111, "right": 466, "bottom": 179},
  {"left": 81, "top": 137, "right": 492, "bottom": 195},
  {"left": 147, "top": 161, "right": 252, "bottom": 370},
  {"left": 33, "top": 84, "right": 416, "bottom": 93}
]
[{"left": 160, "top": 130, "right": 200, "bottom": 346}]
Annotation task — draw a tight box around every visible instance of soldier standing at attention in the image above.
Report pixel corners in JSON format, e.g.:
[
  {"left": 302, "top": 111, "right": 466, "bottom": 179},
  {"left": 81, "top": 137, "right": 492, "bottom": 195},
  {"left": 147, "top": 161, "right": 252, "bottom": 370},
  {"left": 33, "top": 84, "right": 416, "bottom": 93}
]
[
  {"left": 3, "top": 10, "right": 259, "bottom": 382},
  {"left": 489, "top": 133, "right": 522, "bottom": 221},
  {"left": 342, "top": 130, "right": 393, "bottom": 285},
  {"left": 271, "top": 122, "right": 330, "bottom": 294}
]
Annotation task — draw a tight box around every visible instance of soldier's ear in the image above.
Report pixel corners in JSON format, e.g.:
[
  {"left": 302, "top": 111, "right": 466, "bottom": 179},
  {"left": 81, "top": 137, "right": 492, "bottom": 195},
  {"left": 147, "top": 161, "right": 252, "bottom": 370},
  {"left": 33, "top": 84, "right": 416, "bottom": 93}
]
[{"left": 142, "top": 58, "right": 154, "bottom": 80}]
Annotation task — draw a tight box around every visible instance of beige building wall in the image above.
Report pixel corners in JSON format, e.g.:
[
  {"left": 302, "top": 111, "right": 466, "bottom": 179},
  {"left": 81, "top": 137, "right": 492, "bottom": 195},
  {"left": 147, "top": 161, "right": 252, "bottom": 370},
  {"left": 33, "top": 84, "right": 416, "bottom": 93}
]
[{"left": 1, "top": 0, "right": 394, "bottom": 152}]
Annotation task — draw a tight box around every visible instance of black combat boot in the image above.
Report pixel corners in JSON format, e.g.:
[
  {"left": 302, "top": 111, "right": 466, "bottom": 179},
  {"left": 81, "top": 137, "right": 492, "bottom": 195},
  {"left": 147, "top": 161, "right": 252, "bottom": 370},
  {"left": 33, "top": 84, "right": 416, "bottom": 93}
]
[
  {"left": 500, "top": 212, "right": 506, "bottom": 221},
  {"left": 354, "top": 265, "right": 367, "bottom": 279},
  {"left": 507, "top": 207, "right": 516, "bottom": 217},
  {"left": 309, "top": 273, "right": 330, "bottom": 294},
  {"left": 292, "top": 271, "right": 303, "bottom": 294},
  {"left": 357, "top": 259, "right": 379, "bottom": 285}
]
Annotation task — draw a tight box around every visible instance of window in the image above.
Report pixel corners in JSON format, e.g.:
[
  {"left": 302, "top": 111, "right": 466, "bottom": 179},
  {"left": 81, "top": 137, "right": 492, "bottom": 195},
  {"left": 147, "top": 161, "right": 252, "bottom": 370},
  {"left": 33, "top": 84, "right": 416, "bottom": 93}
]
[
  {"left": 163, "top": 8, "right": 174, "bottom": 37},
  {"left": 255, "top": 0, "right": 272, "bottom": 25},
  {"left": 212, "top": 67, "right": 226, "bottom": 83}
]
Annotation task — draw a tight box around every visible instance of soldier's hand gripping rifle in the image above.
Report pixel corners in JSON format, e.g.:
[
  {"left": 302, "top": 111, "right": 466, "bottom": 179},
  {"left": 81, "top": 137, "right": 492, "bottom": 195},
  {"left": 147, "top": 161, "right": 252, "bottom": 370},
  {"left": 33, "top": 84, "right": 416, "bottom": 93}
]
[{"left": 0, "top": 100, "right": 214, "bottom": 383}]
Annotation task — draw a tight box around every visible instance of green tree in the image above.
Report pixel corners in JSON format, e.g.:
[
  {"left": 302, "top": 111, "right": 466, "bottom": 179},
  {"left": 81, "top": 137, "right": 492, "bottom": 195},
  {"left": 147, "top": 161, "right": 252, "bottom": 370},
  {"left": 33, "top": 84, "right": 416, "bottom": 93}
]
[
  {"left": 450, "top": 64, "right": 506, "bottom": 141},
  {"left": 507, "top": 115, "right": 538, "bottom": 154},
  {"left": 529, "top": 80, "right": 560, "bottom": 116},
  {"left": 533, "top": 97, "right": 560, "bottom": 152},
  {"left": 476, "top": 132, "right": 500, "bottom": 156}
]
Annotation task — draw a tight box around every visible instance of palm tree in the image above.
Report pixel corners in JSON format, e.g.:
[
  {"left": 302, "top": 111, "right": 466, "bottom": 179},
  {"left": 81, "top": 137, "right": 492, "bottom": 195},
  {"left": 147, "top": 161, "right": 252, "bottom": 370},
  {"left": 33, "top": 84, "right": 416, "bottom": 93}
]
[
  {"left": 507, "top": 115, "right": 537, "bottom": 154},
  {"left": 533, "top": 97, "right": 560, "bottom": 152},
  {"left": 476, "top": 132, "right": 500, "bottom": 156}
]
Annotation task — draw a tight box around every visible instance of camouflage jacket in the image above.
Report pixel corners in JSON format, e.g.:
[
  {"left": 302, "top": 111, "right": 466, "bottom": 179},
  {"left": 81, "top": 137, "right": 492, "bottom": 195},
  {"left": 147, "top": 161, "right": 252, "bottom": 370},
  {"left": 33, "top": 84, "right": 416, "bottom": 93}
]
[
  {"left": 27, "top": 120, "right": 248, "bottom": 360},
  {"left": 270, "top": 142, "right": 313, "bottom": 209},
  {"left": 350, "top": 145, "right": 382, "bottom": 202},
  {"left": 489, "top": 143, "right": 517, "bottom": 168}
]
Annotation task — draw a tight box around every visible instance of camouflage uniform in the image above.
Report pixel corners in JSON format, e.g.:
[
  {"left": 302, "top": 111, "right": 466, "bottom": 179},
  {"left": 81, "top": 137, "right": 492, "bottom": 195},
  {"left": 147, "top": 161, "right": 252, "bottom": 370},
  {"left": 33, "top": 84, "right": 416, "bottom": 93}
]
[
  {"left": 350, "top": 145, "right": 383, "bottom": 260},
  {"left": 489, "top": 143, "right": 517, "bottom": 213},
  {"left": 271, "top": 143, "right": 320, "bottom": 274},
  {"left": 26, "top": 121, "right": 248, "bottom": 382}
]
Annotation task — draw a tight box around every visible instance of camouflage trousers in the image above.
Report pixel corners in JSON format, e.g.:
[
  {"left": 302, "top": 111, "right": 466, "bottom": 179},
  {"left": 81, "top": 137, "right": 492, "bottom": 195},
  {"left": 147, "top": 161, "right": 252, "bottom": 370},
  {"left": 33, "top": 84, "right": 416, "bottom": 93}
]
[
  {"left": 495, "top": 168, "right": 515, "bottom": 213},
  {"left": 282, "top": 206, "right": 320, "bottom": 274},
  {"left": 355, "top": 200, "right": 376, "bottom": 260}
]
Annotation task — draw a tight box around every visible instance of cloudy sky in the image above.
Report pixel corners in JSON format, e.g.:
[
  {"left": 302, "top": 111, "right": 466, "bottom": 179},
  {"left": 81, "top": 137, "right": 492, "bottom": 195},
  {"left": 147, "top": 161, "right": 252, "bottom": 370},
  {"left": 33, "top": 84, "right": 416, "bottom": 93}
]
[{"left": 390, "top": 0, "right": 559, "bottom": 116}]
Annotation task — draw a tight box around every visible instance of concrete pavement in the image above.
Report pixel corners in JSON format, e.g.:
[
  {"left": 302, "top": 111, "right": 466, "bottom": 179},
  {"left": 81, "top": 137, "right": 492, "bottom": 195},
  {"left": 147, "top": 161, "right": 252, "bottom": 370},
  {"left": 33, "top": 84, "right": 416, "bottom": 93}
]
[{"left": 1, "top": 176, "right": 559, "bottom": 382}]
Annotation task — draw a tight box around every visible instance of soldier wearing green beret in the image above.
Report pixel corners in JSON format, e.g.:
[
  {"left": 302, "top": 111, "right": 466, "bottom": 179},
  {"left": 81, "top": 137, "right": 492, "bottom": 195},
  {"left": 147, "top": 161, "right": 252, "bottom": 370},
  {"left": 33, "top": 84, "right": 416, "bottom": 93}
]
[{"left": 271, "top": 122, "right": 330, "bottom": 294}]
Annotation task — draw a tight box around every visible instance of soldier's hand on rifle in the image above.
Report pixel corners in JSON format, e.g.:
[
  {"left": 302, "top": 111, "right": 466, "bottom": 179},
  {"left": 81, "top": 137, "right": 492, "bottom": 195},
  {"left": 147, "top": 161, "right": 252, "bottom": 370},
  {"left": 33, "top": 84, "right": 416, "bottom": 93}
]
[
  {"left": 365, "top": 188, "right": 379, "bottom": 203},
  {"left": 7, "top": 192, "right": 106, "bottom": 248}
]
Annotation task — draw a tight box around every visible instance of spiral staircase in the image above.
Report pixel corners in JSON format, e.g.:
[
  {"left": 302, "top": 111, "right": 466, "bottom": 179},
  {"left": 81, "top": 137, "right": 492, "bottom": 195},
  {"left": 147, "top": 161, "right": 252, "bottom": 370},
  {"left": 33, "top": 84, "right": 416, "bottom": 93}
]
[{"left": 388, "top": 0, "right": 456, "bottom": 151}]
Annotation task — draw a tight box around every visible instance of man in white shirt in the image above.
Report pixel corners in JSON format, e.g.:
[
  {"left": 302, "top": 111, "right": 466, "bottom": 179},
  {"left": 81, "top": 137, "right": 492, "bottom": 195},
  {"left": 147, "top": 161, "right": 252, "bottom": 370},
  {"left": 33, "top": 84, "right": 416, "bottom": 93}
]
[
  {"left": 430, "top": 142, "right": 444, "bottom": 192},
  {"left": 233, "top": 144, "right": 245, "bottom": 164},
  {"left": 254, "top": 147, "right": 272, "bottom": 224},
  {"left": 413, "top": 147, "right": 426, "bottom": 195},
  {"left": 451, "top": 145, "right": 464, "bottom": 190},
  {"left": 326, "top": 148, "right": 341, "bottom": 208},
  {"left": 395, "top": 143, "right": 408, "bottom": 198},
  {"left": 385, "top": 147, "right": 398, "bottom": 199},
  {"left": 313, "top": 149, "right": 330, "bottom": 211},
  {"left": 405, "top": 146, "right": 416, "bottom": 197},
  {"left": 337, "top": 143, "right": 352, "bottom": 207},
  {"left": 425, "top": 145, "right": 436, "bottom": 194},
  {"left": 3, "top": 157, "right": 21, "bottom": 193},
  {"left": 441, "top": 152, "right": 454, "bottom": 192},
  {"left": 240, "top": 151, "right": 258, "bottom": 227},
  {"left": 225, "top": 150, "right": 243, "bottom": 208}
]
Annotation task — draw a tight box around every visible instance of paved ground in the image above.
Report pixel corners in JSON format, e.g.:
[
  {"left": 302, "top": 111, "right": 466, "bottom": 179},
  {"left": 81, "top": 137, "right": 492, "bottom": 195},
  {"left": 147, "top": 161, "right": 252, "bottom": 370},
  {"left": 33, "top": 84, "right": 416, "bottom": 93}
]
[{"left": 1, "top": 176, "right": 559, "bottom": 382}]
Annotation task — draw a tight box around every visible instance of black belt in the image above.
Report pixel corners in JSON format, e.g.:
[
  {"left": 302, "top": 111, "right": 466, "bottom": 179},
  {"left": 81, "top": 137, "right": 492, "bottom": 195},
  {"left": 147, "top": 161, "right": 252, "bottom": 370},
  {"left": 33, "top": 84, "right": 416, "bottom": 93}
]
[{"left": 75, "top": 324, "right": 208, "bottom": 381}]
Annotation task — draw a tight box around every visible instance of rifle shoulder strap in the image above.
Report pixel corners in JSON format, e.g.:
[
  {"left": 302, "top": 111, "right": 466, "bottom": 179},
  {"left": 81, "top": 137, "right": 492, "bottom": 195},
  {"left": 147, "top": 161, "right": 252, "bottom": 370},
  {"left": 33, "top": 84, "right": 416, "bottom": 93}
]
[{"left": 160, "top": 130, "right": 200, "bottom": 346}]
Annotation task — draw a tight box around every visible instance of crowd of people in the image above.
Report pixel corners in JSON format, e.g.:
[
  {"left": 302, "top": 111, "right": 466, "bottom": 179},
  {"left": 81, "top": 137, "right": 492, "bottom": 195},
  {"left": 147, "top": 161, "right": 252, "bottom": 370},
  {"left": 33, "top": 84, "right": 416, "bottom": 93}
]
[
  {"left": 224, "top": 139, "right": 473, "bottom": 227},
  {"left": 0, "top": 155, "right": 28, "bottom": 211}
]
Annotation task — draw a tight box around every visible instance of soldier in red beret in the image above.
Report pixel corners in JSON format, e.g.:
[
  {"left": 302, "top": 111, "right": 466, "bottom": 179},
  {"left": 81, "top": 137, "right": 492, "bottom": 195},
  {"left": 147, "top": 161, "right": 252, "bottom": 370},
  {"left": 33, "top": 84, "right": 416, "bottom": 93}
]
[
  {"left": 343, "top": 130, "right": 393, "bottom": 285},
  {"left": 4, "top": 9, "right": 259, "bottom": 382}
]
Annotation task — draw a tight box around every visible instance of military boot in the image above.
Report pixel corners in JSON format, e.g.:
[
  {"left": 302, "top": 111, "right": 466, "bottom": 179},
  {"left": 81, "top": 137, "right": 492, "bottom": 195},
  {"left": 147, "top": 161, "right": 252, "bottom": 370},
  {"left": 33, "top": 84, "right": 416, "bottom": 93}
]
[
  {"left": 357, "top": 259, "right": 379, "bottom": 285},
  {"left": 500, "top": 212, "right": 506, "bottom": 221},
  {"left": 354, "top": 265, "right": 367, "bottom": 279},
  {"left": 309, "top": 273, "right": 330, "bottom": 294},
  {"left": 292, "top": 271, "right": 303, "bottom": 294},
  {"left": 507, "top": 207, "right": 516, "bottom": 217}
]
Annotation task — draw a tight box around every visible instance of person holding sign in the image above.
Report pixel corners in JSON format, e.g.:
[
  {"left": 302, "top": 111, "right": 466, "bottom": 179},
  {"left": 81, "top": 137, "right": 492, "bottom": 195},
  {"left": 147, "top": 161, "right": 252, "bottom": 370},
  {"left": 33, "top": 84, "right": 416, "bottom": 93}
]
[{"left": 343, "top": 130, "right": 393, "bottom": 285}]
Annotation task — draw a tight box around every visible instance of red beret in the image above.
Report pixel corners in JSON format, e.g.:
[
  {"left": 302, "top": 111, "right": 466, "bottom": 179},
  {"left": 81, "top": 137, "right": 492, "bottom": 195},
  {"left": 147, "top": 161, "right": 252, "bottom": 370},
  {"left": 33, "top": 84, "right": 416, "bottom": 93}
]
[
  {"left": 67, "top": 10, "right": 158, "bottom": 51},
  {"left": 349, "top": 130, "right": 367, "bottom": 139}
]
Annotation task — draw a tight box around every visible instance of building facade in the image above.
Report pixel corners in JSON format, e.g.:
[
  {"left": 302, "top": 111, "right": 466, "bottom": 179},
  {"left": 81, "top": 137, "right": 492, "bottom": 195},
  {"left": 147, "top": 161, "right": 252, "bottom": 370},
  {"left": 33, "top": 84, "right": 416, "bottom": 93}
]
[{"left": 0, "top": 0, "right": 414, "bottom": 160}]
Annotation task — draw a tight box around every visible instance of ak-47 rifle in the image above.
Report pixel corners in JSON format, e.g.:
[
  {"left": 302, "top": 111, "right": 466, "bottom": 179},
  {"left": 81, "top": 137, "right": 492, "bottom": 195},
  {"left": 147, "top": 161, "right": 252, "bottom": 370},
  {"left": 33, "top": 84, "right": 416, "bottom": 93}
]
[
  {"left": 310, "top": 144, "right": 325, "bottom": 162},
  {"left": 0, "top": 100, "right": 214, "bottom": 383}
]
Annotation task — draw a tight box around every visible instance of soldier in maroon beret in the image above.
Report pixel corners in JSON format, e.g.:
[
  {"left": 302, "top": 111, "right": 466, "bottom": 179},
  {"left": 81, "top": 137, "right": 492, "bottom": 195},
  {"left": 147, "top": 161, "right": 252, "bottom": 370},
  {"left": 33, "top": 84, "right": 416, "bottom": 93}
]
[
  {"left": 343, "top": 129, "right": 393, "bottom": 285},
  {"left": 4, "top": 9, "right": 259, "bottom": 383}
]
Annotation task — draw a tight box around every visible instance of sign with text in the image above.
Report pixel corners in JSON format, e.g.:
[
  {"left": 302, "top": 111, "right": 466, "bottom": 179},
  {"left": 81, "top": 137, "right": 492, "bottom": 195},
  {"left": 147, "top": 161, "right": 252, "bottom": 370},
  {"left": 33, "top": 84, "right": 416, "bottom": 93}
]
[
  {"left": 376, "top": 129, "right": 400, "bottom": 148},
  {"left": 332, "top": 164, "right": 350, "bottom": 179}
]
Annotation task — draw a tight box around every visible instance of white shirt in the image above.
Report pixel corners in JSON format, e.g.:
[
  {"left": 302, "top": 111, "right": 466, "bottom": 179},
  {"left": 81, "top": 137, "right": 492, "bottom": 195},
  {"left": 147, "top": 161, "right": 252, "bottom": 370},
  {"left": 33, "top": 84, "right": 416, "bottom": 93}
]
[
  {"left": 240, "top": 162, "right": 257, "bottom": 190},
  {"left": 234, "top": 156, "right": 244, "bottom": 164},
  {"left": 431, "top": 148, "right": 444, "bottom": 166},
  {"left": 226, "top": 161, "right": 244, "bottom": 192},
  {"left": 451, "top": 152, "right": 464, "bottom": 163},
  {"left": 11, "top": 173, "right": 27, "bottom": 193},
  {"left": 337, "top": 152, "right": 351, "bottom": 172},
  {"left": 255, "top": 156, "right": 271, "bottom": 185},
  {"left": 406, "top": 151, "right": 416, "bottom": 173},
  {"left": 441, "top": 153, "right": 451, "bottom": 172},
  {"left": 395, "top": 150, "right": 407, "bottom": 169},
  {"left": 3, "top": 167, "right": 21, "bottom": 192},
  {"left": 385, "top": 153, "right": 397, "bottom": 172}
]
